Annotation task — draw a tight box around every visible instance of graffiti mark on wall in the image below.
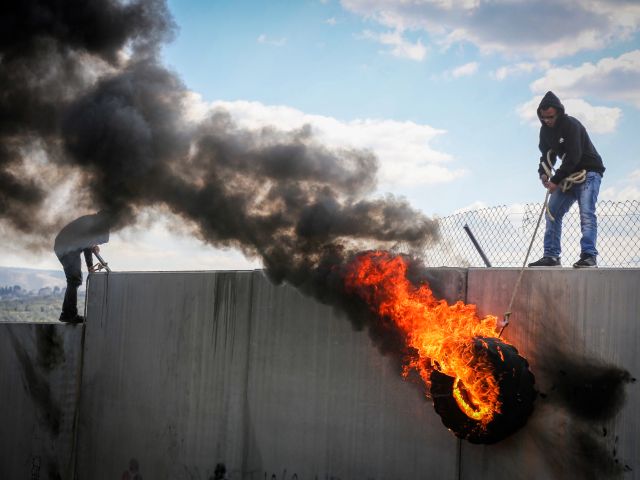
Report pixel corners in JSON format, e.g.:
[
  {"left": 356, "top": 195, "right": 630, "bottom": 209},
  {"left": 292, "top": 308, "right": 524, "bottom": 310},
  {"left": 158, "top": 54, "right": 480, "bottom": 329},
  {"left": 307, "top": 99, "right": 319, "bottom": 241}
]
[
  {"left": 224, "top": 466, "right": 349, "bottom": 480},
  {"left": 30, "top": 455, "right": 41, "bottom": 480},
  {"left": 121, "top": 458, "right": 143, "bottom": 480}
]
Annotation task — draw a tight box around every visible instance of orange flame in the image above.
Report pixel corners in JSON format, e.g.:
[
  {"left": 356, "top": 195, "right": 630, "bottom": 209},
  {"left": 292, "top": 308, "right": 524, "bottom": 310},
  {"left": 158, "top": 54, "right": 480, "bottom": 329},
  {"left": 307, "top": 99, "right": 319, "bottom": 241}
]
[{"left": 344, "top": 251, "right": 502, "bottom": 425}]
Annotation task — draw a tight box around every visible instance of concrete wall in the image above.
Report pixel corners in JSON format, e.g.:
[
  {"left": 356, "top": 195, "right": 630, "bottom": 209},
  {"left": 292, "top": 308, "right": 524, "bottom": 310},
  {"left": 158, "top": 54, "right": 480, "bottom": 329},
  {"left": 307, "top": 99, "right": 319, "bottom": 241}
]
[
  {"left": 0, "top": 322, "right": 83, "bottom": 480},
  {"left": 462, "top": 268, "right": 640, "bottom": 480},
  {"left": 2, "top": 268, "right": 638, "bottom": 480},
  {"left": 77, "top": 270, "right": 466, "bottom": 480}
]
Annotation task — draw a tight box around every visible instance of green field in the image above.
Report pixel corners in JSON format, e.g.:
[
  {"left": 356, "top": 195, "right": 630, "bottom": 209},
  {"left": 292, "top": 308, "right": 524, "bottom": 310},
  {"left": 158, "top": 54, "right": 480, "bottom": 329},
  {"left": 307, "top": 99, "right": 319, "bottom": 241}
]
[{"left": 0, "top": 293, "right": 86, "bottom": 322}]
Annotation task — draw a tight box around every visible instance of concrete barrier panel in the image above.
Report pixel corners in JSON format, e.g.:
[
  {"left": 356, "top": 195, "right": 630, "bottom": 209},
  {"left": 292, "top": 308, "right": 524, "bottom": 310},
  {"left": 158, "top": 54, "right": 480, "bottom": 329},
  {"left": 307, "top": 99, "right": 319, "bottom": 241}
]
[
  {"left": 0, "top": 322, "right": 83, "bottom": 480},
  {"left": 77, "top": 270, "right": 463, "bottom": 479},
  {"left": 239, "top": 270, "right": 463, "bottom": 479},
  {"left": 78, "top": 271, "right": 256, "bottom": 479},
  {"left": 462, "top": 268, "right": 640, "bottom": 480}
]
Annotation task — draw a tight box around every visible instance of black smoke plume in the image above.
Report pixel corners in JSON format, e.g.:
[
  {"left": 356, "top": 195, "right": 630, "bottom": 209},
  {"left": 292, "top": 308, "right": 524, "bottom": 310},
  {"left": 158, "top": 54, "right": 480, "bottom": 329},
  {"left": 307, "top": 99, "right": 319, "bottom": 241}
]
[{"left": 0, "top": 0, "right": 439, "bottom": 297}]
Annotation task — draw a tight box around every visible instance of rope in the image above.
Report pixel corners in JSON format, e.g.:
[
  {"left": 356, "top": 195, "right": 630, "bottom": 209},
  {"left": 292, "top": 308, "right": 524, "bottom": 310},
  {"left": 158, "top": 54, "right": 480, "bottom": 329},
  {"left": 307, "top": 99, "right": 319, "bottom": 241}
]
[
  {"left": 539, "top": 150, "right": 585, "bottom": 220},
  {"left": 497, "top": 149, "right": 584, "bottom": 337},
  {"left": 498, "top": 193, "right": 547, "bottom": 337}
]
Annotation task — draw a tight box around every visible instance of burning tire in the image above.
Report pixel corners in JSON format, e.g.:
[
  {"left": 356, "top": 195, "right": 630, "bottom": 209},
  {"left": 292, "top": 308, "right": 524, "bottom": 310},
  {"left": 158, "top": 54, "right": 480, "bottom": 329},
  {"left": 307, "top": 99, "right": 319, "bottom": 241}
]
[{"left": 430, "top": 336, "right": 536, "bottom": 444}]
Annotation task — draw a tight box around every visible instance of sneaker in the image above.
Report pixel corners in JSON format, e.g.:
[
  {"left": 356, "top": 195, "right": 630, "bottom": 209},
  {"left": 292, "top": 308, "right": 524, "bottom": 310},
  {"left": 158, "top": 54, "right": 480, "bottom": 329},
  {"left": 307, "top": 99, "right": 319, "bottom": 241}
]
[
  {"left": 528, "top": 256, "right": 561, "bottom": 267},
  {"left": 59, "top": 314, "right": 85, "bottom": 324},
  {"left": 573, "top": 255, "right": 597, "bottom": 268}
]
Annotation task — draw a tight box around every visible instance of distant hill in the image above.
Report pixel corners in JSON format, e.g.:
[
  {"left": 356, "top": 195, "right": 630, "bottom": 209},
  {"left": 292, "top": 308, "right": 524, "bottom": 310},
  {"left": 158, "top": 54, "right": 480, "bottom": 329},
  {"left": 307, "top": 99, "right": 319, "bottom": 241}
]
[{"left": 0, "top": 266, "right": 67, "bottom": 292}]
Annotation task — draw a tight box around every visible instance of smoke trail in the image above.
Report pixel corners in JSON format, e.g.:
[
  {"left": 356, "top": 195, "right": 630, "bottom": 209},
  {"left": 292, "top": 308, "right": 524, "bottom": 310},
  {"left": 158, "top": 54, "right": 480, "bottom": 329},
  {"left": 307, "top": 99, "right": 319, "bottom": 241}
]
[{"left": 0, "top": 0, "right": 439, "bottom": 289}]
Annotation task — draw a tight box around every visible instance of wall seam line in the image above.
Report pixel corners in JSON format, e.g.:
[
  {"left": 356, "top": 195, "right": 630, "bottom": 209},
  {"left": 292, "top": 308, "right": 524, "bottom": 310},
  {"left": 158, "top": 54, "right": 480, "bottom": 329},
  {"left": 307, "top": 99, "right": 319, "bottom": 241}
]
[{"left": 240, "top": 270, "right": 257, "bottom": 477}]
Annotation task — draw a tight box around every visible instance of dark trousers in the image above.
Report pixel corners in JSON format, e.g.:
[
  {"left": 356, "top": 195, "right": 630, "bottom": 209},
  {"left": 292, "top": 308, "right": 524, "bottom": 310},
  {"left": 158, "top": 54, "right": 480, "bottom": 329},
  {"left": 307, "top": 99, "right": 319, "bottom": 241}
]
[{"left": 58, "top": 250, "right": 84, "bottom": 319}]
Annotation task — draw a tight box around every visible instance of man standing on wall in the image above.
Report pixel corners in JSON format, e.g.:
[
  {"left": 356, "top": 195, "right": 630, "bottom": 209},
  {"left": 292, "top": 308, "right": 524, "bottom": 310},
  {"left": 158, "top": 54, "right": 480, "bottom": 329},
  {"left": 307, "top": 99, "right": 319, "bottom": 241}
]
[
  {"left": 528, "top": 91, "right": 605, "bottom": 268},
  {"left": 54, "top": 211, "right": 111, "bottom": 323}
]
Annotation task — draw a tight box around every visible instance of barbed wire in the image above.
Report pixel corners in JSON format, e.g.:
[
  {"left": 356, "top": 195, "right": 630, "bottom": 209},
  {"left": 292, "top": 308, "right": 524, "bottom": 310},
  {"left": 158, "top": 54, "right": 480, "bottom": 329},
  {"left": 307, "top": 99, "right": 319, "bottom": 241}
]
[{"left": 422, "top": 200, "right": 640, "bottom": 268}]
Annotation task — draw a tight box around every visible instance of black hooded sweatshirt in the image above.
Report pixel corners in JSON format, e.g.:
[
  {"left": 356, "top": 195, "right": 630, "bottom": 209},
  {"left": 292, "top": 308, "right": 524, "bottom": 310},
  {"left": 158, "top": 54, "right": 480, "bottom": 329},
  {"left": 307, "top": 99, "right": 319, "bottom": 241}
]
[{"left": 537, "top": 91, "right": 605, "bottom": 185}]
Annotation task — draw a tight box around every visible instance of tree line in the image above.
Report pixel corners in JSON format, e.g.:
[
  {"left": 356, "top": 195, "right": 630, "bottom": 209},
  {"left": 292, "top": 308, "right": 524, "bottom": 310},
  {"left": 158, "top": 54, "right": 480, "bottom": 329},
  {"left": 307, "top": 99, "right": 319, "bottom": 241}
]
[{"left": 0, "top": 285, "right": 65, "bottom": 298}]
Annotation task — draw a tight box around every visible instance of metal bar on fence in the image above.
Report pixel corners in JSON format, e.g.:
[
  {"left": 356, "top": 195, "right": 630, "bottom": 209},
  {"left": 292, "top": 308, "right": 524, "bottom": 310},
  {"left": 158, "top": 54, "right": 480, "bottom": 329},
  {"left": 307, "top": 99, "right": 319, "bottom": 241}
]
[{"left": 463, "top": 224, "right": 492, "bottom": 267}]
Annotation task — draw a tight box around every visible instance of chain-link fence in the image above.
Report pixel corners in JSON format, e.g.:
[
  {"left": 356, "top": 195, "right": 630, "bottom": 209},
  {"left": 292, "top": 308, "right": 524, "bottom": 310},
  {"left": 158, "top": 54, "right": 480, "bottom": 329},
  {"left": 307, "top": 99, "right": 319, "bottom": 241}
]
[{"left": 422, "top": 200, "right": 640, "bottom": 268}]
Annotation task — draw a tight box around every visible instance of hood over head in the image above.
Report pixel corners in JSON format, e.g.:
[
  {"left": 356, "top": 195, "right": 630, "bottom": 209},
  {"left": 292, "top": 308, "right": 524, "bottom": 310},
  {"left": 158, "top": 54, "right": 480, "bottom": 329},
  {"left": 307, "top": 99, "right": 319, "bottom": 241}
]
[{"left": 537, "top": 91, "right": 565, "bottom": 124}]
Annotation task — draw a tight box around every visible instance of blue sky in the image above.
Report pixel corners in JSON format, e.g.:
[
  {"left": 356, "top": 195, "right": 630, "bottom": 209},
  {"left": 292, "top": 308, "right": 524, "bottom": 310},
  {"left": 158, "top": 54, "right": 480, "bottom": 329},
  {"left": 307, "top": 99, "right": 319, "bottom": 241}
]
[
  {"left": 3, "top": 0, "right": 640, "bottom": 271},
  {"left": 160, "top": 0, "right": 640, "bottom": 212}
]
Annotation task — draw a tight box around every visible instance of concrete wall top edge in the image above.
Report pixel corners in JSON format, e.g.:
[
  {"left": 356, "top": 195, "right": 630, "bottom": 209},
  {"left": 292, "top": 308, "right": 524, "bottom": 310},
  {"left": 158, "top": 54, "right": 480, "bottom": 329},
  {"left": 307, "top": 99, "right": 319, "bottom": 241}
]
[
  {"left": 88, "top": 268, "right": 263, "bottom": 275},
  {"left": 468, "top": 266, "right": 639, "bottom": 271},
  {"left": 89, "top": 267, "right": 640, "bottom": 275}
]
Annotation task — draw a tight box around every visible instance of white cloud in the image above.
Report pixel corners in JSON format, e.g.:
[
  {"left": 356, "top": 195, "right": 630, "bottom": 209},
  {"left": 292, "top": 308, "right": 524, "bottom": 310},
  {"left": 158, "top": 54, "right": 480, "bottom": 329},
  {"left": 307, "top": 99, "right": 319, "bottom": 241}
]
[
  {"left": 601, "top": 185, "right": 640, "bottom": 201},
  {"left": 453, "top": 202, "right": 527, "bottom": 232},
  {"left": 182, "top": 91, "right": 210, "bottom": 124},
  {"left": 517, "top": 95, "right": 622, "bottom": 134},
  {"left": 493, "top": 61, "right": 550, "bottom": 81},
  {"left": 257, "top": 34, "right": 287, "bottom": 47},
  {"left": 107, "top": 216, "right": 261, "bottom": 271},
  {"left": 530, "top": 50, "right": 640, "bottom": 109},
  {"left": 453, "top": 201, "right": 487, "bottom": 214},
  {"left": 450, "top": 61, "right": 478, "bottom": 78},
  {"left": 601, "top": 169, "right": 640, "bottom": 201},
  {"left": 341, "top": 0, "right": 640, "bottom": 60},
  {"left": 326, "top": 17, "right": 338, "bottom": 25},
  {"left": 183, "top": 96, "right": 466, "bottom": 189},
  {"left": 515, "top": 50, "right": 640, "bottom": 134},
  {"left": 360, "top": 29, "right": 428, "bottom": 61}
]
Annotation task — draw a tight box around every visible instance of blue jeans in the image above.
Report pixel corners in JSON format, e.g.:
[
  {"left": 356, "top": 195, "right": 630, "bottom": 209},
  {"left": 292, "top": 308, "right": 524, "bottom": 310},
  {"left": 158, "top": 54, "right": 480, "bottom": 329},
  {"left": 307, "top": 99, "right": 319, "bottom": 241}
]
[{"left": 543, "top": 171, "right": 602, "bottom": 259}]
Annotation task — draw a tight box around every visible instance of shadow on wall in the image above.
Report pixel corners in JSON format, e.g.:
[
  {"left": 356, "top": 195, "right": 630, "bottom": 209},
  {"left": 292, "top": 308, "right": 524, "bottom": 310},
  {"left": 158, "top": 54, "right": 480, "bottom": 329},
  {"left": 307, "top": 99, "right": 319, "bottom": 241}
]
[
  {"left": 514, "top": 290, "right": 637, "bottom": 480},
  {"left": 8, "top": 325, "right": 67, "bottom": 478}
]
